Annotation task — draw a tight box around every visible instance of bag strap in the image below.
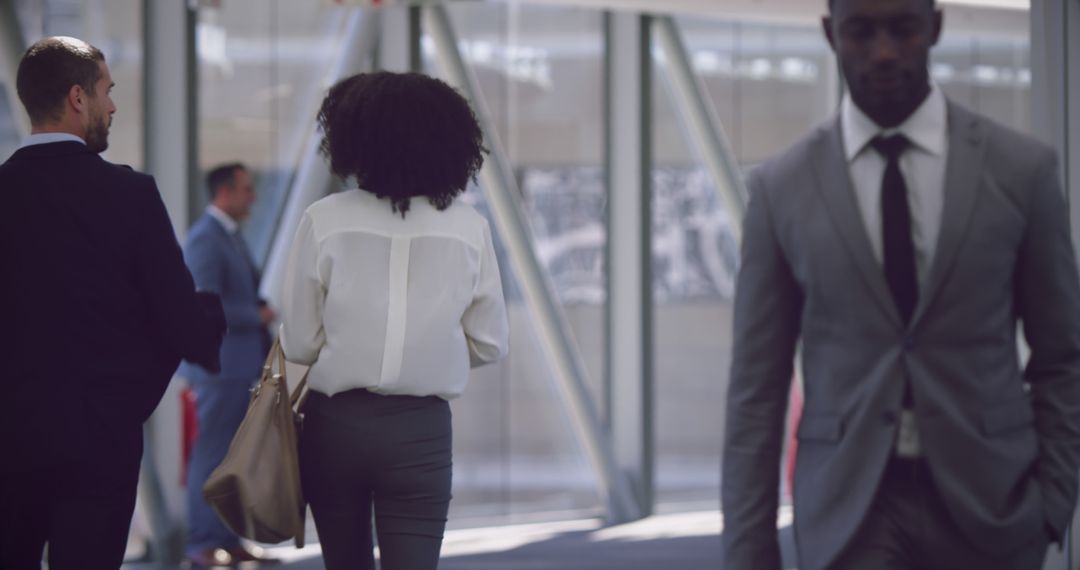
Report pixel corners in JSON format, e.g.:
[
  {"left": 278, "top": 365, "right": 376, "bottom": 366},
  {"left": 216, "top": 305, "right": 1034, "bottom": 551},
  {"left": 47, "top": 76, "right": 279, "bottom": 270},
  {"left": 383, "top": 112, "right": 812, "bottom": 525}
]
[
  {"left": 290, "top": 372, "right": 309, "bottom": 409},
  {"left": 289, "top": 370, "right": 307, "bottom": 405},
  {"left": 270, "top": 334, "right": 313, "bottom": 410},
  {"left": 261, "top": 336, "right": 282, "bottom": 378},
  {"left": 273, "top": 339, "right": 309, "bottom": 408}
]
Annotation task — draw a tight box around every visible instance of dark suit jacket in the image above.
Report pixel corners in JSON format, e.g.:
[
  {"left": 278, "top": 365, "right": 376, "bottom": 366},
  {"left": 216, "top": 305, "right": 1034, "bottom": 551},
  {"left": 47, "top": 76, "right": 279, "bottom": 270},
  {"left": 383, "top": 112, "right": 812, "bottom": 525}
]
[
  {"left": 0, "top": 141, "right": 226, "bottom": 472},
  {"left": 722, "top": 102, "right": 1080, "bottom": 570},
  {"left": 178, "top": 212, "right": 268, "bottom": 384}
]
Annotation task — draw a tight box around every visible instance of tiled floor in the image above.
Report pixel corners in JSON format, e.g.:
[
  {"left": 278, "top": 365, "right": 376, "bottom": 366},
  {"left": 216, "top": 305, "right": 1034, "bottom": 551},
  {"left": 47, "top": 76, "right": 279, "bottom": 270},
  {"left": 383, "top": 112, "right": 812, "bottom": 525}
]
[
  {"left": 121, "top": 510, "right": 766, "bottom": 570},
  {"left": 119, "top": 504, "right": 1074, "bottom": 570}
]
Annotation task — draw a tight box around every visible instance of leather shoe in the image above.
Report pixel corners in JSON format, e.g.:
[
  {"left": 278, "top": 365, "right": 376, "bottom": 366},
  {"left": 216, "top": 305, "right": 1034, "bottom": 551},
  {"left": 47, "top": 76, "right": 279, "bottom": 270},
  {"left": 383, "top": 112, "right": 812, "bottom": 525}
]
[
  {"left": 227, "top": 544, "right": 281, "bottom": 565},
  {"left": 185, "top": 548, "right": 232, "bottom": 568}
]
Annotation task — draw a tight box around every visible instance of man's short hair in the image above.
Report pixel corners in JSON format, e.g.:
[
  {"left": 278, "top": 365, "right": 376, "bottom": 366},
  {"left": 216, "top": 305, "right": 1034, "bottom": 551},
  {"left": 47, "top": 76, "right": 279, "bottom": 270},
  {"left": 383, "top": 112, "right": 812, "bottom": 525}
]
[
  {"left": 206, "top": 163, "right": 247, "bottom": 199},
  {"left": 828, "top": 0, "right": 935, "bottom": 11},
  {"left": 16, "top": 37, "right": 105, "bottom": 125}
]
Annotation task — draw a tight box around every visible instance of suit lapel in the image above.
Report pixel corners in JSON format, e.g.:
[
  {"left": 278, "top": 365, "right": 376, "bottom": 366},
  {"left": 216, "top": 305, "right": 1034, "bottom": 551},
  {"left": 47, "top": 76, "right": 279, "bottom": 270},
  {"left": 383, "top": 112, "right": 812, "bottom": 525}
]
[
  {"left": 812, "top": 119, "right": 902, "bottom": 327},
  {"left": 205, "top": 213, "right": 233, "bottom": 246},
  {"left": 205, "top": 213, "right": 259, "bottom": 289},
  {"left": 910, "top": 102, "right": 984, "bottom": 327}
]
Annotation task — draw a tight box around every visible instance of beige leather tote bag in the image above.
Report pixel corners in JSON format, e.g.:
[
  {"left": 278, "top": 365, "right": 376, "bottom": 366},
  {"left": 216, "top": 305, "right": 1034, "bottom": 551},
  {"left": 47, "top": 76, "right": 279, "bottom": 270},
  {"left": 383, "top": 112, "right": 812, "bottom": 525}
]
[{"left": 202, "top": 338, "right": 308, "bottom": 548}]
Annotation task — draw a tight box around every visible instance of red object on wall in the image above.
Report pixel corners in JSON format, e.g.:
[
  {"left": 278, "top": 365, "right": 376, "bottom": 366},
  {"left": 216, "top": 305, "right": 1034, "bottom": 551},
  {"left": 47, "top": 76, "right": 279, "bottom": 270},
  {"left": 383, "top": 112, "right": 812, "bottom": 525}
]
[
  {"left": 785, "top": 378, "right": 802, "bottom": 500},
  {"left": 180, "top": 386, "right": 198, "bottom": 486}
]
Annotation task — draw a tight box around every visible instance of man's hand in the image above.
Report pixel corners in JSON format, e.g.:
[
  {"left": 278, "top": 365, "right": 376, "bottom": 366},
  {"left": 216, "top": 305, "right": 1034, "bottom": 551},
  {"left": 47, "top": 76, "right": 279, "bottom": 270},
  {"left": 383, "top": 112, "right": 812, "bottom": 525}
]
[{"left": 258, "top": 305, "right": 276, "bottom": 326}]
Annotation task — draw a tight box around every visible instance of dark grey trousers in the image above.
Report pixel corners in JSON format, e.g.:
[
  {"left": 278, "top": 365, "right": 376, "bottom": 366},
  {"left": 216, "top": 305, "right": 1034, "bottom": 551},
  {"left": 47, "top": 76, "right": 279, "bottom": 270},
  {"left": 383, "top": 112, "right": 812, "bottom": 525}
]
[
  {"left": 299, "top": 388, "right": 453, "bottom": 570},
  {"left": 829, "top": 457, "right": 1050, "bottom": 570},
  {"left": 0, "top": 424, "right": 141, "bottom": 570}
]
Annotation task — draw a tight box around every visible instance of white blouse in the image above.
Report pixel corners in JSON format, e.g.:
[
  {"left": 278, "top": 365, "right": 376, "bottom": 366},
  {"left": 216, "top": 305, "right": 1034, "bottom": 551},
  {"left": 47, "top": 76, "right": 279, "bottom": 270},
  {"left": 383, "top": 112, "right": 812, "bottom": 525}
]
[{"left": 280, "top": 189, "right": 509, "bottom": 400}]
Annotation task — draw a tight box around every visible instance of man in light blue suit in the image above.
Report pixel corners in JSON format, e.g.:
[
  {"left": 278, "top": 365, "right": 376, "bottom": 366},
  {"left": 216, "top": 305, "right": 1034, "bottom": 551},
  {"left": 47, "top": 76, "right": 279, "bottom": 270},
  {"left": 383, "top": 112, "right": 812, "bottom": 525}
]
[{"left": 181, "top": 162, "right": 279, "bottom": 567}]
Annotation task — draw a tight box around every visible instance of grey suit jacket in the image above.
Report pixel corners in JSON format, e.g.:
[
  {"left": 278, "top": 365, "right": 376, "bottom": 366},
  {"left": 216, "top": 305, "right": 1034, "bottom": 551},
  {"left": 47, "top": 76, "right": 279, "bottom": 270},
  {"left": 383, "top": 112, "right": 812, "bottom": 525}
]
[
  {"left": 721, "top": 101, "right": 1080, "bottom": 570},
  {"left": 178, "top": 212, "right": 268, "bottom": 384}
]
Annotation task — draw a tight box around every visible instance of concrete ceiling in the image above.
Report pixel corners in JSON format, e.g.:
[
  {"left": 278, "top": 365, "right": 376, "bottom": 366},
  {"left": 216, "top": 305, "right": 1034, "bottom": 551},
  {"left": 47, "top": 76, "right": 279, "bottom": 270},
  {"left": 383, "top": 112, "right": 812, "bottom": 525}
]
[{"left": 483, "top": 0, "right": 1029, "bottom": 37}]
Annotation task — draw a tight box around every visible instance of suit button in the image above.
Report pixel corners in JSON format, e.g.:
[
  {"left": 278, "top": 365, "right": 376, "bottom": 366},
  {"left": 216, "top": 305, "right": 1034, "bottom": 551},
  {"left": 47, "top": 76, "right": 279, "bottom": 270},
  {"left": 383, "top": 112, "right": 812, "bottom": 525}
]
[
  {"left": 882, "top": 411, "right": 898, "bottom": 425},
  {"left": 903, "top": 337, "right": 915, "bottom": 351}
]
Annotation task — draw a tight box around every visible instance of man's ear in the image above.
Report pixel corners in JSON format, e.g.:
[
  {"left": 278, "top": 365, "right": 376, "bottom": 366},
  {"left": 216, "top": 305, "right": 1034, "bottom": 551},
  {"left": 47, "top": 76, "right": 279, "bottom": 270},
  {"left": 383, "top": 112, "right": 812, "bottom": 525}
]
[
  {"left": 930, "top": 9, "right": 944, "bottom": 47},
  {"left": 66, "top": 84, "right": 87, "bottom": 115},
  {"left": 822, "top": 16, "right": 837, "bottom": 52}
]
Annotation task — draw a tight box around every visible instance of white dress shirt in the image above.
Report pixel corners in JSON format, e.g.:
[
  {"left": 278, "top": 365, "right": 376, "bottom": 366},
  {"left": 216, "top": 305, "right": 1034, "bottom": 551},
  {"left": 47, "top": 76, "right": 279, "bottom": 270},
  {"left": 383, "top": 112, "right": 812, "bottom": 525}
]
[
  {"left": 842, "top": 84, "right": 948, "bottom": 457},
  {"left": 842, "top": 82, "right": 949, "bottom": 287},
  {"left": 206, "top": 204, "right": 239, "bottom": 234},
  {"left": 20, "top": 132, "right": 86, "bottom": 148},
  {"left": 280, "top": 189, "right": 509, "bottom": 400}
]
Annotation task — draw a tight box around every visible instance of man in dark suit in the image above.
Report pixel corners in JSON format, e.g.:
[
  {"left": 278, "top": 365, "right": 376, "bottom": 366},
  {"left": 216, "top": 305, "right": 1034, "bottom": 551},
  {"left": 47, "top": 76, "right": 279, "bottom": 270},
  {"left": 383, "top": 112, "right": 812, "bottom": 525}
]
[
  {"left": 180, "top": 162, "right": 278, "bottom": 567},
  {"left": 0, "top": 37, "right": 226, "bottom": 569},
  {"left": 722, "top": 1, "right": 1080, "bottom": 568}
]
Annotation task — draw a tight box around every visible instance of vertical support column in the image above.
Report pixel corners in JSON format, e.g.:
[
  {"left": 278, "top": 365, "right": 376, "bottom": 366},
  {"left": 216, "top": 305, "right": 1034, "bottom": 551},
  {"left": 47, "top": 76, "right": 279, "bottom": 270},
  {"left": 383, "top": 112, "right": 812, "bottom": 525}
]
[
  {"left": 1071, "top": 0, "right": 1080, "bottom": 244},
  {"left": 376, "top": 5, "right": 413, "bottom": 73},
  {"left": 605, "top": 11, "right": 653, "bottom": 518},
  {"left": 0, "top": 0, "right": 28, "bottom": 138},
  {"left": 139, "top": 0, "right": 197, "bottom": 563},
  {"left": 144, "top": 0, "right": 196, "bottom": 234},
  {"left": 1032, "top": 3, "right": 1080, "bottom": 568},
  {"left": 184, "top": 2, "right": 200, "bottom": 228},
  {"left": 1032, "top": 0, "right": 1077, "bottom": 239},
  {"left": 424, "top": 1, "right": 640, "bottom": 523},
  {"left": 1067, "top": 0, "right": 1080, "bottom": 247},
  {"left": 408, "top": 4, "right": 424, "bottom": 72}
]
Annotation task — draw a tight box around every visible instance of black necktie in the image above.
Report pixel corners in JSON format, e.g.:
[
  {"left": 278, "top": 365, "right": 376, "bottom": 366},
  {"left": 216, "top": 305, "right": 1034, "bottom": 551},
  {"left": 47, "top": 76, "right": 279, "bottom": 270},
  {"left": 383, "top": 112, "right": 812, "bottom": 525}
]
[{"left": 872, "top": 135, "right": 918, "bottom": 326}]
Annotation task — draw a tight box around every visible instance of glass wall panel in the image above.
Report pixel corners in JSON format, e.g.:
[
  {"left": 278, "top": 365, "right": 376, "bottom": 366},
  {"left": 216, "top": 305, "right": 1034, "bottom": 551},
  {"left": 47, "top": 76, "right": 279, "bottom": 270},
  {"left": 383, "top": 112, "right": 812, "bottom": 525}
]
[
  {"left": 425, "top": 2, "right": 607, "bottom": 522},
  {"left": 0, "top": 90, "right": 19, "bottom": 159},
  {"left": 8, "top": 0, "right": 144, "bottom": 167},
  {"left": 2, "top": 1, "right": 1039, "bottom": 551},
  {"left": 935, "top": 19, "right": 1031, "bottom": 135},
  {"left": 196, "top": 0, "right": 350, "bottom": 266},
  {"left": 652, "top": 16, "right": 832, "bottom": 511},
  {"left": 662, "top": 3, "right": 1031, "bottom": 513}
]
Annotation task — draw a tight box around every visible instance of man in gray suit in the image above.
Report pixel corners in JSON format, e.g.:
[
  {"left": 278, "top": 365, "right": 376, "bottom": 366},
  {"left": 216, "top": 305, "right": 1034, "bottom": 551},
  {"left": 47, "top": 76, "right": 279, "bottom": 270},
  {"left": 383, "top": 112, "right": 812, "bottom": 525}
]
[
  {"left": 721, "top": 0, "right": 1080, "bottom": 568},
  {"left": 181, "top": 163, "right": 279, "bottom": 567}
]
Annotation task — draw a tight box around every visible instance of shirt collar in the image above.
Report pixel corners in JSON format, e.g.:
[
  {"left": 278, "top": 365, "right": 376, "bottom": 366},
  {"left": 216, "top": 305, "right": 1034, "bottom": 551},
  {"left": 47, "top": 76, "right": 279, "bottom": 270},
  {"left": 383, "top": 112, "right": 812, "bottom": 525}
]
[
  {"left": 20, "top": 132, "right": 86, "bottom": 149},
  {"left": 841, "top": 81, "right": 948, "bottom": 162},
  {"left": 207, "top": 205, "right": 240, "bottom": 234}
]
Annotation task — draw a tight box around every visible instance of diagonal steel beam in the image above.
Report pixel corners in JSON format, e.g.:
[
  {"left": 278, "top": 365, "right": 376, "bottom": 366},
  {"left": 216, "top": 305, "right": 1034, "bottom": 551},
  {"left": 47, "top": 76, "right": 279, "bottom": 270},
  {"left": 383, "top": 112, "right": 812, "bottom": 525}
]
[
  {"left": 423, "top": 0, "right": 641, "bottom": 524},
  {"left": 261, "top": 8, "right": 380, "bottom": 305},
  {"left": 653, "top": 15, "right": 746, "bottom": 241}
]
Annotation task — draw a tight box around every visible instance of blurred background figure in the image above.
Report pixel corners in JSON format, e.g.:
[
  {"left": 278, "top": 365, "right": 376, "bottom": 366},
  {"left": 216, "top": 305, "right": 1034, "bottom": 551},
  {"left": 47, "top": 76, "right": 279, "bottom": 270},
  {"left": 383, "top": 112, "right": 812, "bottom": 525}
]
[{"left": 179, "top": 162, "right": 278, "bottom": 568}]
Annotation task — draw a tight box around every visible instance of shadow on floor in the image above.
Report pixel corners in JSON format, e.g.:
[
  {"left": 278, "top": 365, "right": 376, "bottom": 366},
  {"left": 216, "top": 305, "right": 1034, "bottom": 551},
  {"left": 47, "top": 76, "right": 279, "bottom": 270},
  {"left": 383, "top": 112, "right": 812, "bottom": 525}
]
[{"left": 123, "top": 514, "right": 799, "bottom": 570}]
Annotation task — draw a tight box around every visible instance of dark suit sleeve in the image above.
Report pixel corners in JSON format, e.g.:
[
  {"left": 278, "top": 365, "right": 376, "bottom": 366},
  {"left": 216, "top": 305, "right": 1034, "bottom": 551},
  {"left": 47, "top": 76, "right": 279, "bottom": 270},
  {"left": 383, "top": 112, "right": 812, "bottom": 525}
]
[
  {"left": 132, "top": 179, "right": 225, "bottom": 372},
  {"left": 722, "top": 170, "right": 802, "bottom": 570},
  {"left": 1016, "top": 154, "right": 1080, "bottom": 540},
  {"left": 184, "top": 228, "right": 262, "bottom": 330}
]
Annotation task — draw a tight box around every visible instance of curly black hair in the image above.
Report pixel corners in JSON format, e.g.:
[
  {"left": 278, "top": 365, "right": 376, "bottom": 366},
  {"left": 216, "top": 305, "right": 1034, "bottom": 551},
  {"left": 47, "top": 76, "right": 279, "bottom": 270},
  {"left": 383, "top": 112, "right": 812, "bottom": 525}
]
[{"left": 317, "top": 71, "right": 486, "bottom": 217}]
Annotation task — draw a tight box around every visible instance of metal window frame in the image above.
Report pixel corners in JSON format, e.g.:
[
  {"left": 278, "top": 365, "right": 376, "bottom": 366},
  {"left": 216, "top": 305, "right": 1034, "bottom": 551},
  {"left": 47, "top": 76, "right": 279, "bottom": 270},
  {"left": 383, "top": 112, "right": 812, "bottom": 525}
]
[
  {"left": 424, "top": 0, "right": 642, "bottom": 523},
  {"left": 604, "top": 9, "right": 655, "bottom": 518},
  {"left": 0, "top": 0, "right": 28, "bottom": 138}
]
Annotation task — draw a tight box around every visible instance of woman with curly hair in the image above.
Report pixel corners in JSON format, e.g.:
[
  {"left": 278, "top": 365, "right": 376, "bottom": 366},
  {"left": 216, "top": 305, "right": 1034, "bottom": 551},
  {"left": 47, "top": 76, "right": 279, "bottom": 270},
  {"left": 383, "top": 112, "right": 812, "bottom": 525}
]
[{"left": 279, "top": 71, "right": 509, "bottom": 570}]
